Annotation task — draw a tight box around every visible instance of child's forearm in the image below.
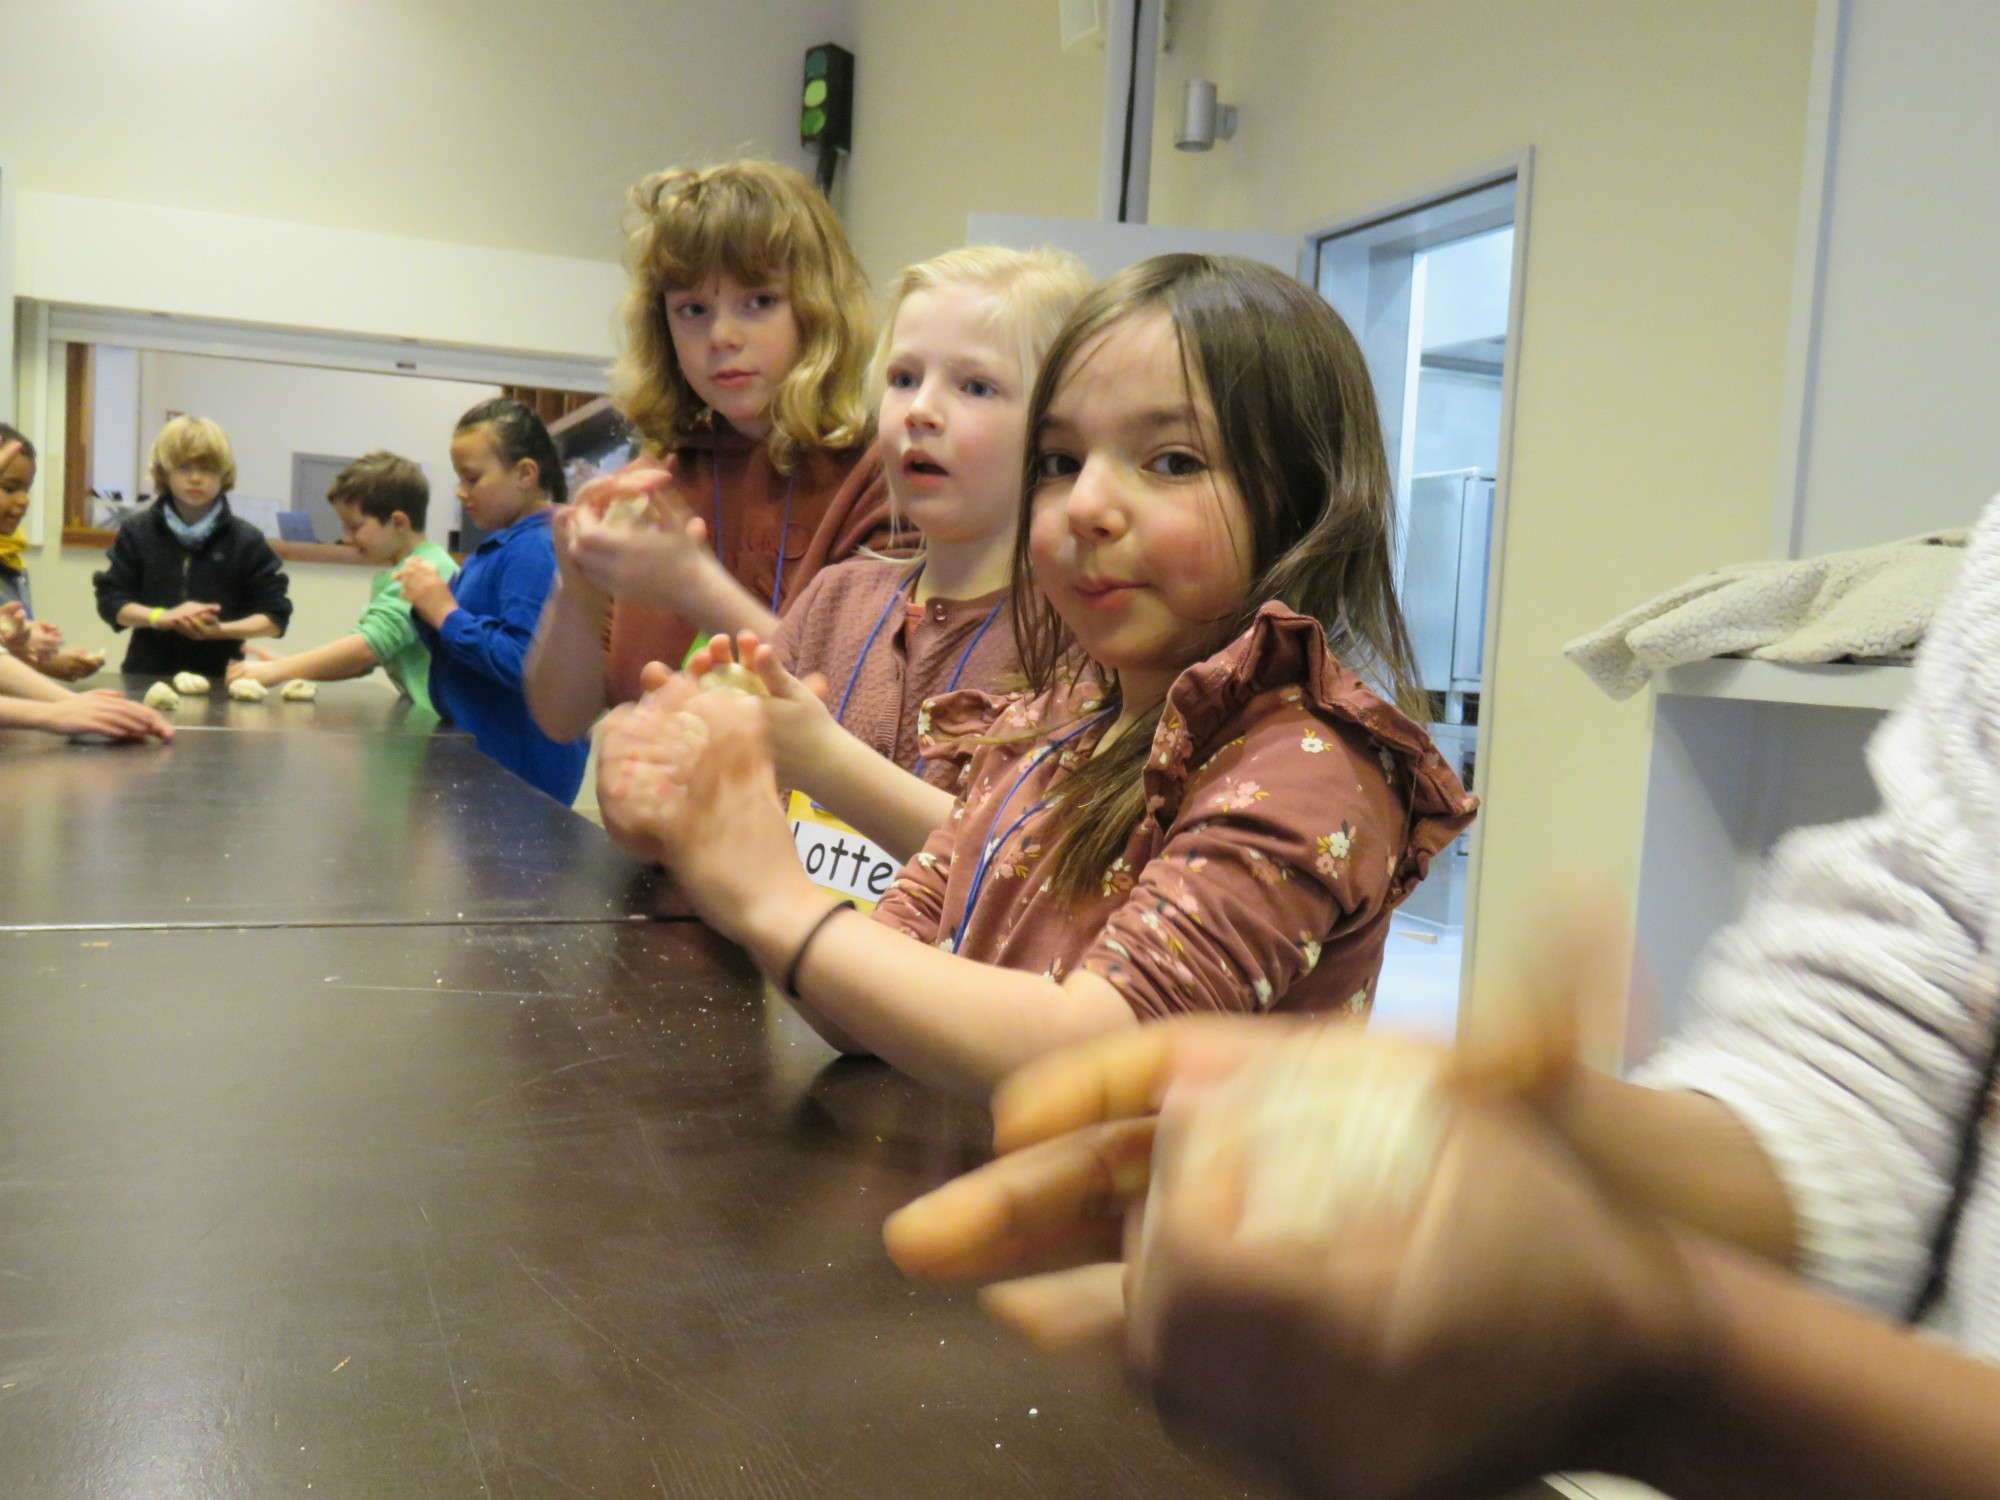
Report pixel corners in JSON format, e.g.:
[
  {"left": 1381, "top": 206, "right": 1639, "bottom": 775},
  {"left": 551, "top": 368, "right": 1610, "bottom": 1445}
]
[
  {"left": 1547, "top": 1068, "right": 1798, "bottom": 1266},
  {"left": 1612, "top": 1233, "right": 2000, "bottom": 1498},
  {"left": 735, "top": 883, "right": 1137, "bottom": 1100},
  {"left": 0, "top": 651, "right": 71, "bottom": 704},
  {"left": 255, "top": 634, "right": 379, "bottom": 682},
  {"left": 683, "top": 551, "right": 781, "bottom": 640},
  {"left": 115, "top": 603, "right": 161, "bottom": 631},
  {"left": 792, "top": 719, "right": 957, "bottom": 863},
  {"left": 410, "top": 594, "right": 456, "bottom": 631},
  {"left": 217, "top": 613, "right": 281, "bottom": 641},
  {"left": 525, "top": 585, "right": 612, "bottom": 741}
]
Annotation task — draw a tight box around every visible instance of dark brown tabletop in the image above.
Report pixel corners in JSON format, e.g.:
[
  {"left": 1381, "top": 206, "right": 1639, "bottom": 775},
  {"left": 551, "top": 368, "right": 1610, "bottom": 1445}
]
[
  {"left": 0, "top": 922, "right": 1254, "bottom": 1499},
  {"left": 0, "top": 723, "right": 668, "bottom": 931},
  {"left": 0, "top": 687, "right": 1573, "bottom": 1498}
]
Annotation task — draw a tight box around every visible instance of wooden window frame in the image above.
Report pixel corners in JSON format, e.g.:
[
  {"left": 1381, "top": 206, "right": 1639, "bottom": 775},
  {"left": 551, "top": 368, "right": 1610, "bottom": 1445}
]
[{"left": 60, "top": 343, "right": 113, "bottom": 548}]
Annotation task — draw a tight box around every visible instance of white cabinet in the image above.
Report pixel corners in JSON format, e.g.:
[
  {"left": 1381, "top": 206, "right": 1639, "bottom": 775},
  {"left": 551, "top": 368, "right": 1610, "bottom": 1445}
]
[{"left": 1628, "top": 661, "right": 1908, "bottom": 1063}]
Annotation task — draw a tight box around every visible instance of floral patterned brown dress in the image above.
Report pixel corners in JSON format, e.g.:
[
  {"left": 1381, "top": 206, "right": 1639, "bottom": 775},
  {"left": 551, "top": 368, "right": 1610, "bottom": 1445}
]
[{"left": 870, "top": 603, "right": 1478, "bottom": 1018}]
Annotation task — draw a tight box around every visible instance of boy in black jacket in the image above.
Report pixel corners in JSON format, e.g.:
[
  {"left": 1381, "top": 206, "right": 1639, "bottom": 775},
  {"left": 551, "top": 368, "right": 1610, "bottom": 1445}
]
[{"left": 94, "top": 416, "right": 292, "bottom": 678}]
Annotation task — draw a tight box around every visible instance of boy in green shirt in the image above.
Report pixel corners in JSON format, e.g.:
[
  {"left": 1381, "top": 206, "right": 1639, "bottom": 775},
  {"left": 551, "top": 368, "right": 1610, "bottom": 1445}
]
[{"left": 227, "top": 452, "right": 458, "bottom": 712}]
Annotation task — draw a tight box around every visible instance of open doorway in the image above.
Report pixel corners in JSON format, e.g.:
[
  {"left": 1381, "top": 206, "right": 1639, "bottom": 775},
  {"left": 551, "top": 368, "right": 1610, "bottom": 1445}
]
[{"left": 1308, "top": 166, "right": 1528, "bottom": 1038}]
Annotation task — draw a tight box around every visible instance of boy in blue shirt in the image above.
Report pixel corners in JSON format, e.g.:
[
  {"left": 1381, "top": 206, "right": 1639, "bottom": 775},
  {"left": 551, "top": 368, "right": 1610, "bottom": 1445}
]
[{"left": 399, "top": 400, "right": 588, "bottom": 803}]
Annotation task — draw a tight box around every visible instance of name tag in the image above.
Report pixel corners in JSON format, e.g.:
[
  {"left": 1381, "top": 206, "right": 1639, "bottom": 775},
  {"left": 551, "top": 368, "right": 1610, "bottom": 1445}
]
[{"left": 786, "top": 789, "right": 901, "bottom": 913}]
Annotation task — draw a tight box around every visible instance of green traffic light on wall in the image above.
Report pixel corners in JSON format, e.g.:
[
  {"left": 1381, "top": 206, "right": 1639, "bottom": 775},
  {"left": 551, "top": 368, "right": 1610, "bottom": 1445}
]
[{"left": 801, "top": 43, "right": 854, "bottom": 152}]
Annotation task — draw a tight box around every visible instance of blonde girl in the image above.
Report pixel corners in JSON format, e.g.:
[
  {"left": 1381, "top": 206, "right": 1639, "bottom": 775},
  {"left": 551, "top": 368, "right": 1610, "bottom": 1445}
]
[
  {"left": 661, "top": 245, "right": 1091, "bottom": 811},
  {"left": 527, "top": 160, "right": 892, "bottom": 741},
  {"left": 599, "top": 255, "right": 1476, "bottom": 1100}
]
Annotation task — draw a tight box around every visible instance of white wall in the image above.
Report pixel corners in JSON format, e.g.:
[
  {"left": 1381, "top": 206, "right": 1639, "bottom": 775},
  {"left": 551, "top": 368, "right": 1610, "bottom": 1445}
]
[
  {"left": 0, "top": 0, "right": 850, "bottom": 265},
  {"left": 1787, "top": 0, "right": 2000, "bottom": 554},
  {"left": 133, "top": 352, "right": 497, "bottom": 540}
]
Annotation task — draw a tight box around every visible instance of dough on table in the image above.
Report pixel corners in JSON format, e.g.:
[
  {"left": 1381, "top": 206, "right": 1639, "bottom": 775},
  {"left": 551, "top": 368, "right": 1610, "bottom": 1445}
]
[
  {"left": 142, "top": 681, "right": 181, "bottom": 711},
  {"left": 279, "top": 679, "right": 317, "bottom": 702},
  {"left": 171, "top": 671, "right": 210, "bottom": 695},
  {"left": 227, "top": 677, "right": 268, "bottom": 702}
]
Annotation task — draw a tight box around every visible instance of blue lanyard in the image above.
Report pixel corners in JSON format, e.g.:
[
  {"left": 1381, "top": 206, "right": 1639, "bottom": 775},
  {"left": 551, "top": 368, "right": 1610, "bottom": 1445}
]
[
  {"left": 835, "top": 565, "right": 920, "bottom": 726},
  {"left": 713, "top": 458, "right": 797, "bottom": 613},
  {"left": 832, "top": 565, "right": 1007, "bottom": 748},
  {"left": 949, "top": 709, "right": 1113, "bottom": 956}
]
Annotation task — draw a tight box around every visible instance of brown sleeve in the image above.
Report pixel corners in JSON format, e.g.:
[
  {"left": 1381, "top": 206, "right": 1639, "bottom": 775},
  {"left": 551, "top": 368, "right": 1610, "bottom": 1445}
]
[
  {"left": 1080, "top": 699, "right": 1407, "bottom": 1019},
  {"left": 787, "top": 442, "right": 902, "bottom": 606},
  {"left": 868, "top": 811, "right": 963, "bottom": 947}
]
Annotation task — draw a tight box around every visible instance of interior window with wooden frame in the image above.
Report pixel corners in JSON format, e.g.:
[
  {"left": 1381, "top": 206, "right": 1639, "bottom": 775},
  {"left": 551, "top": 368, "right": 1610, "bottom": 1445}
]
[{"left": 51, "top": 324, "right": 608, "bottom": 564}]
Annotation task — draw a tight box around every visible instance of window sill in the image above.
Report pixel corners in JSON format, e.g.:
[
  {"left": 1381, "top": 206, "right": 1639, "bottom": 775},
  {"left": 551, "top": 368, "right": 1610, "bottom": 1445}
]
[{"left": 272, "top": 541, "right": 371, "bottom": 567}]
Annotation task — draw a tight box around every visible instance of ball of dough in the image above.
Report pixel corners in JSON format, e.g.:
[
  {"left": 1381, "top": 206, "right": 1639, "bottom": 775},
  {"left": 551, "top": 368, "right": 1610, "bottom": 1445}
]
[
  {"left": 279, "top": 679, "right": 317, "bottom": 702},
  {"left": 1152, "top": 1034, "right": 1451, "bottom": 1251},
  {"left": 171, "top": 671, "right": 210, "bottom": 695},
  {"left": 227, "top": 677, "right": 268, "bottom": 702},
  {"left": 142, "top": 681, "right": 181, "bottom": 712},
  {"left": 697, "top": 662, "right": 768, "bottom": 697},
  {"left": 601, "top": 494, "right": 654, "bottom": 529}
]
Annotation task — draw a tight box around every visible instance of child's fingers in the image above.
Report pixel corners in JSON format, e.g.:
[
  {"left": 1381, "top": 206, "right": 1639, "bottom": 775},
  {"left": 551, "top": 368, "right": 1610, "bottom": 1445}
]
[
  {"left": 686, "top": 687, "right": 771, "bottom": 772},
  {"left": 978, "top": 1263, "right": 1129, "bottom": 1353},
  {"left": 0, "top": 440, "right": 19, "bottom": 471},
  {"left": 745, "top": 642, "right": 800, "bottom": 696},
  {"left": 654, "top": 489, "right": 695, "bottom": 528},
  {"left": 574, "top": 456, "right": 671, "bottom": 515},
  {"left": 884, "top": 1117, "right": 1156, "bottom": 1282},
  {"left": 1453, "top": 873, "right": 1628, "bottom": 1102},
  {"left": 992, "top": 1017, "right": 1303, "bottom": 1157},
  {"left": 637, "top": 660, "right": 671, "bottom": 694},
  {"left": 637, "top": 670, "right": 700, "bottom": 716}
]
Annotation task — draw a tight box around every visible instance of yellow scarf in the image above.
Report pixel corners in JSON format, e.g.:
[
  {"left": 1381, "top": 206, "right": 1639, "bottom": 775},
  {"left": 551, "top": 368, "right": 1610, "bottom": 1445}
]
[{"left": 0, "top": 528, "right": 24, "bottom": 571}]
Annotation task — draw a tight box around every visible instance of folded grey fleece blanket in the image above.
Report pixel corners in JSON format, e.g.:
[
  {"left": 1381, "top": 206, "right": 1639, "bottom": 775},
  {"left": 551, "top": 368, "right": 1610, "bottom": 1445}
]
[{"left": 1565, "top": 531, "right": 1966, "bottom": 700}]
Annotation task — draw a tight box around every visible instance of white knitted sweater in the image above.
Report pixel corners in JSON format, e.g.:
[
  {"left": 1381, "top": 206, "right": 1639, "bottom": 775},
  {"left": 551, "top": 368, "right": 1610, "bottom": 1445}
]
[{"left": 1637, "top": 501, "right": 2000, "bottom": 1358}]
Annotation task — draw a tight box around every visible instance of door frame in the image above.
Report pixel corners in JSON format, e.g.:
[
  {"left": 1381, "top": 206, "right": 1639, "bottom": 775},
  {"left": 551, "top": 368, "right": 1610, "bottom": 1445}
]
[{"left": 1299, "top": 148, "right": 1536, "bottom": 1022}]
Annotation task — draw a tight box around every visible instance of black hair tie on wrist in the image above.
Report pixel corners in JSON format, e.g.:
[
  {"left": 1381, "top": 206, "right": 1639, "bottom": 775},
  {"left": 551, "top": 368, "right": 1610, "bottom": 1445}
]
[{"left": 782, "top": 900, "right": 855, "bottom": 999}]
